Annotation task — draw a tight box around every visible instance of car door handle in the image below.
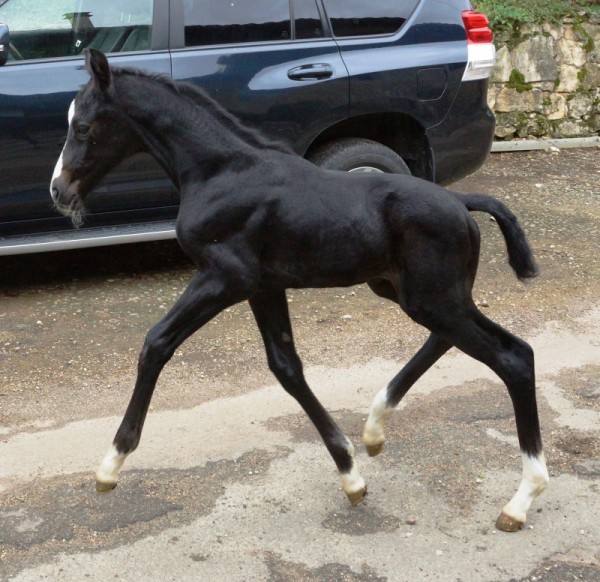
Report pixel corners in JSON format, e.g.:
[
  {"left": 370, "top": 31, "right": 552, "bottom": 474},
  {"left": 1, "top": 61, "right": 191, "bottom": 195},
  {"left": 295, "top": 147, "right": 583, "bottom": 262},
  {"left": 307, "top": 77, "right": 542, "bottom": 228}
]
[{"left": 287, "top": 64, "right": 333, "bottom": 81}]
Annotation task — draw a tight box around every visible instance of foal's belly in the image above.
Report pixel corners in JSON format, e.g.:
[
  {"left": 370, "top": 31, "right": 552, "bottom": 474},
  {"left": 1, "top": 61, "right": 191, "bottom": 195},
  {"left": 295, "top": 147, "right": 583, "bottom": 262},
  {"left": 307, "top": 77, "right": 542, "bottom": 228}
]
[{"left": 259, "top": 224, "right": 391, "bottom": 289}]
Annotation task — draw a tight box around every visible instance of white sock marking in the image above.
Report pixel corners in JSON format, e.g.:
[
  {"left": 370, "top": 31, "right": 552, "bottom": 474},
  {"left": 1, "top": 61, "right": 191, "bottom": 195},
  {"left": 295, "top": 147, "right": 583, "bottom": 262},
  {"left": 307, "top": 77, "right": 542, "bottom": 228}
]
[
  {"left": 502, "top": 452, "right": 549, "bottom": 524},
  {"left": 95, "top": 444, "right": 127, "bottom": 487},
  {"left": 363, "top": 386, "right": 393, "bottom": 447},
  {"left": 341, "top": 464, "right": 366, "bottom": 497},
  {"left": 339, "top": 439, "right": 366, "bottom": 498},
  {"left": 50, "top": 100, "right": 75, "bottom": 200}
]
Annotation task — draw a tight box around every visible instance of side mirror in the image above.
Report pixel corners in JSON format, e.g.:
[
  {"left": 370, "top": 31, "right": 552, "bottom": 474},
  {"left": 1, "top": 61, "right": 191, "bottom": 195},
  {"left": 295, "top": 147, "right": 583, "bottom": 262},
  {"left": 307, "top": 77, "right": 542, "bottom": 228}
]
[{"left": 0, "top": 23, "right": 9, "bottom": 66}]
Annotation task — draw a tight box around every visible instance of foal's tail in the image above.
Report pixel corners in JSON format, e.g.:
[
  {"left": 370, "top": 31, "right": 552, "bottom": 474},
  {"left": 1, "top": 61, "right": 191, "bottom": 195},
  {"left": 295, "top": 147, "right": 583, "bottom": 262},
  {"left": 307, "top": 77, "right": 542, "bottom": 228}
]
[{"left": 461, "top": 193, "right": 539, "bottom": 281}]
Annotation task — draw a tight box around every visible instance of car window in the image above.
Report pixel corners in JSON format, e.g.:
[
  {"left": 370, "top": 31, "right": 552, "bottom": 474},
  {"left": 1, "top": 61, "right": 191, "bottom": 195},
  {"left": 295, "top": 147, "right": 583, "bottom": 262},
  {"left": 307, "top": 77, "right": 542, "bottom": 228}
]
[
  {"left": 294, "top": 0, "right": 324, "bottom": 40},
  {"left": 0, "top": 0, "right": 153, "bottom": 61},
  {"left": 322, "top": 0, "right": 416, "bottom": 38},
  {"left": 183, "top": 0, "right": 291, "bottom": 47}
]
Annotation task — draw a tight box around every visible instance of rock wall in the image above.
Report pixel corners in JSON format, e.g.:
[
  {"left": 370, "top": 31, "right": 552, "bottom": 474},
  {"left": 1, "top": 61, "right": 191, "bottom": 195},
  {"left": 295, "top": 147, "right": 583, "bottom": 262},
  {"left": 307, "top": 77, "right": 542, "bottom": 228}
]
[{"left": 488, "top": 16, "right": 599, "bottom": 140}]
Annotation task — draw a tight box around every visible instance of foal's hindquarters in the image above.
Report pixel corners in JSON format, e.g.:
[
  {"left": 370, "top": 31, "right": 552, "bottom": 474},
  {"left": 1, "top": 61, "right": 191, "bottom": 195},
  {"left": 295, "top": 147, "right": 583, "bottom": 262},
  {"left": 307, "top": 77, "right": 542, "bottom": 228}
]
[{"left": 362, "top": 204, "right": 548, "bottom": 531}]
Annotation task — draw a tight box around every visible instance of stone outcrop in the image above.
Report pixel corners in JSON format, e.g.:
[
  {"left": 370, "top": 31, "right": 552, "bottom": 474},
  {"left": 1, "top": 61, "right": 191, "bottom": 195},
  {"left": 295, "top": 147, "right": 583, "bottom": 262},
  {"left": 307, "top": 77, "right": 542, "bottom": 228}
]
[{"left": 488, "top": 15, "right": 599, "bottom": 140}]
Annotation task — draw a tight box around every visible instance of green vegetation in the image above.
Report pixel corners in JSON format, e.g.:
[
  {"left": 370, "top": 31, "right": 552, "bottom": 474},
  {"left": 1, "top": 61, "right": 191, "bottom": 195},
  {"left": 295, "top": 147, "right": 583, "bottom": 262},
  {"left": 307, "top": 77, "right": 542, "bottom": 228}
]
[
  {"left": 473, "top": 0, "right": 600, "bottom": 31},
  {"left": 574, "top": 22, "right": 595, "bottom": 52},
  {"left": 507, "top": 69, "right": 533, "bottom": 92}
]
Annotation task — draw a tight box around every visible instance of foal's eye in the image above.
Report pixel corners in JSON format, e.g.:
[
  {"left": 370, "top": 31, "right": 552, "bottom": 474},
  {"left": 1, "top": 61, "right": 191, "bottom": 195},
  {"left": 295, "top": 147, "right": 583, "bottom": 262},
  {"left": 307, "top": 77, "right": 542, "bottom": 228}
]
[{"left": 74, "top": 123, "right": 91, "bottom": 141}]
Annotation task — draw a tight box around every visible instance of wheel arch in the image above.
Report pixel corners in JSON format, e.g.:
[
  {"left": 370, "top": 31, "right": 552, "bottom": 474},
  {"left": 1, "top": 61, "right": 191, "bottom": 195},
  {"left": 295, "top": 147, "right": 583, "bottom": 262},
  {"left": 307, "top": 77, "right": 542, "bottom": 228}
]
[{"left": 303, "top": 112, "right": 433, "bottom": 180}]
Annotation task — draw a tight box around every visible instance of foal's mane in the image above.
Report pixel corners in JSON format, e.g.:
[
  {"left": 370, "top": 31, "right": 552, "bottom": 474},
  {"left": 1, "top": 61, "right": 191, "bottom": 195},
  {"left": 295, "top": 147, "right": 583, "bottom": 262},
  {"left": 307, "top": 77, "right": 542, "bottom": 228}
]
[{"left": 112, "top": 66, "right": 293, "bottom": 154}]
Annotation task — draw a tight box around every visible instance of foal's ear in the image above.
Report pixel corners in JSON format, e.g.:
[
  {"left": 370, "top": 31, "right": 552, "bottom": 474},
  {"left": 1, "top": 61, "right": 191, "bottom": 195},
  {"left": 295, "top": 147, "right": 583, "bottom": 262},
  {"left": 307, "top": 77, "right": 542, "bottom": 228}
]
[{"left": 84, "top": 48, "right": 112, "bottom": 93}]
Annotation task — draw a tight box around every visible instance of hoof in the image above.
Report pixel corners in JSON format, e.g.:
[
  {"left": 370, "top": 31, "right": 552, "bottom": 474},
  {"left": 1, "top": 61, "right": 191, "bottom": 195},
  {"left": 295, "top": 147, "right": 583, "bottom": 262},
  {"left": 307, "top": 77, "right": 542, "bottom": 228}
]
[
  {"left": 495, "top": 511, "right": 523, "bottom": 532},
  {"left": 96, "top": 480, "right": 118, "bottom": 494},
  {"left": 365, "top": 442, "right": 384, "bottom": 457},
  {"left": 346, "top": 486, "right": 367, "bottom": 506}
]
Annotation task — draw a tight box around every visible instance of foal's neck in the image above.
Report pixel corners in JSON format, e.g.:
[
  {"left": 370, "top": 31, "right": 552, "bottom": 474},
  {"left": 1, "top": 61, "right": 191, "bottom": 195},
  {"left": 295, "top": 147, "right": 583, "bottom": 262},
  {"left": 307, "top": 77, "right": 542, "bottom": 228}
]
[{"left": 114, "top": 73, "right": 259, "bottom": 188}]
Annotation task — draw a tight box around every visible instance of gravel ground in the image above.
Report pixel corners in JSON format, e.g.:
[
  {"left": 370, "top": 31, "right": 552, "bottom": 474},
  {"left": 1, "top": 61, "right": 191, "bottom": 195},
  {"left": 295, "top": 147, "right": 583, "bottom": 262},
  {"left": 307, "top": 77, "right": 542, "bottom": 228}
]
[{"left": 0, "top": 147, "right": 599, "bottom": 581}]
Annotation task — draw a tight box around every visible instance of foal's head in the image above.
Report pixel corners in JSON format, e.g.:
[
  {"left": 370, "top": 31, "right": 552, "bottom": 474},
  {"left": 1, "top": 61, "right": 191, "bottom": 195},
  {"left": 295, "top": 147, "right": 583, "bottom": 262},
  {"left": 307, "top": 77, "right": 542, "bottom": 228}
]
[{"left": 50, "top": 49, "right": 142, "bottom": 227}]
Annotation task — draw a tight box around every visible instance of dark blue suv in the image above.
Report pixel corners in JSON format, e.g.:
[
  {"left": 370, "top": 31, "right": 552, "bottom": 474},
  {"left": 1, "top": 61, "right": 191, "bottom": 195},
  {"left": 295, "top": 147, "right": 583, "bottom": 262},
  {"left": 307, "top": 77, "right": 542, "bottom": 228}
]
[{"left": 0, "top": 0, "right": 495, "bottom": 255}]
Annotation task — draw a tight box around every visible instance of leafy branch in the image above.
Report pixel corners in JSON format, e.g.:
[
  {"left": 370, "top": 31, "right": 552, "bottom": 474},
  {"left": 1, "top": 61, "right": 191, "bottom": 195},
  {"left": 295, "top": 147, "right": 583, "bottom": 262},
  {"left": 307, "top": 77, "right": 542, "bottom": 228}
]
[{"left": 472, "top": 0, "right": 600, "bottom": 31}]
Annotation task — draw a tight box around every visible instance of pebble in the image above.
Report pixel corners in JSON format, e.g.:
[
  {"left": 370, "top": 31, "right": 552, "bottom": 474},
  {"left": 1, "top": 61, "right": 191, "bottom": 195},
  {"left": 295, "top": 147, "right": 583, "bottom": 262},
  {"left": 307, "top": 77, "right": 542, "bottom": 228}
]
[{"left": 406, "top": 516, "right": 417, "bottom": 525}]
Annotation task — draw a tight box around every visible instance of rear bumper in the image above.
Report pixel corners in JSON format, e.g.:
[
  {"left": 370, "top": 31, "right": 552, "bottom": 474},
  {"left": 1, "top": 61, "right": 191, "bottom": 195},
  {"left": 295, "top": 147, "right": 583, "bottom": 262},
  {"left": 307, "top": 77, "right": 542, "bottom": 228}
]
[{"left": 426, "top": 79, "right": 495, "bottom": 186}]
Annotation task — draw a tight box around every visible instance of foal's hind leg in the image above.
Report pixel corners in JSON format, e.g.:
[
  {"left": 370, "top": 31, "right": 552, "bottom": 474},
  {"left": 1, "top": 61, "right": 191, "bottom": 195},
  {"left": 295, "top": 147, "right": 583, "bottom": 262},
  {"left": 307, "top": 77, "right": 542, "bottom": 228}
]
[
  {"left": 364, "top": 278, "right": 452, "bottom": 455},
  {"left": 249, "top": 290, "right": 366, "bottom": 505},
  {"left": 417, "top": 305, "right": 548, "bottom": 531},
  {"left": 363, "top": 333, "right": 451, "bottom": 455},
  {"left": 460, "top": 312, "right": 548, "bottom": 532},
  {"left": 96, "top": 269, "right": 247, "bottom": 492}
]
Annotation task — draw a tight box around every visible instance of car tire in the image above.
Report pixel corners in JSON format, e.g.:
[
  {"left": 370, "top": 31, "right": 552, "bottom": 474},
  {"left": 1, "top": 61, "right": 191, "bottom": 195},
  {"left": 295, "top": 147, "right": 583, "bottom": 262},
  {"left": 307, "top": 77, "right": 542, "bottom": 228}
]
[{"left": 308, "top": 138, "right": 411, "bottom": 174}]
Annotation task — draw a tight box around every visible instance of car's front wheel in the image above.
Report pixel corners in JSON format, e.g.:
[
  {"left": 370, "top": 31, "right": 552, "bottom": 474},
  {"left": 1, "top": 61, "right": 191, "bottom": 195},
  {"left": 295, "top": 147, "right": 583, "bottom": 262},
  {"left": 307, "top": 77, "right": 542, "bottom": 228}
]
[{"left": 308, "top": 138, "right": 411, "bottom": 175}]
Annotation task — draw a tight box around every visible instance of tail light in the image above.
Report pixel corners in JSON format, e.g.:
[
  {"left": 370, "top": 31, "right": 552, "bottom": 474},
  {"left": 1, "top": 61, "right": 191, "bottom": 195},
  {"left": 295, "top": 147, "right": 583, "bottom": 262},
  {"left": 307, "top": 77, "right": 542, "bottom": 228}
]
[
  {"left": 461, "top": 10, "right": 496, "bottom": 81},
  {"left": 462, "top": 10, "right": 494, "bottom": 44}
]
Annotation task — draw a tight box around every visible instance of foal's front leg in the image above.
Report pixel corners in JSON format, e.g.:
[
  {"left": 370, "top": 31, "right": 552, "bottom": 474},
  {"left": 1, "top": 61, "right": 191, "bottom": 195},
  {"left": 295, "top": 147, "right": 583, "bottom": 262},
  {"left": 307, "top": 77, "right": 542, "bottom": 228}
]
[
  {"left": 249, "top": 290, "right": 367, "bottom": 505},
  {"left": 96, "top": 269, "right": 245, "bottom": 492}
]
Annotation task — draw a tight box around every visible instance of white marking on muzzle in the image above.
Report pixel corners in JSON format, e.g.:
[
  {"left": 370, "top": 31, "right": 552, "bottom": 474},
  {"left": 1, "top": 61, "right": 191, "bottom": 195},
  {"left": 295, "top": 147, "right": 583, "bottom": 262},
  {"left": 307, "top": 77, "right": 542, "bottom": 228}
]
[{"left": 50, "top": 99, "right": 76, "bottom": 201}]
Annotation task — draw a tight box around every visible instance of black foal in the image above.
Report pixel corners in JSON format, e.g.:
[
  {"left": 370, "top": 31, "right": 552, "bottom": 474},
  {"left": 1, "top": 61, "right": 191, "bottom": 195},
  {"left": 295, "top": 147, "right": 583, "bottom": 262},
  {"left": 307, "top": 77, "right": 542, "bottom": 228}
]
[{"left": 50, "top": 49, "right": 548, "bottom": 531}]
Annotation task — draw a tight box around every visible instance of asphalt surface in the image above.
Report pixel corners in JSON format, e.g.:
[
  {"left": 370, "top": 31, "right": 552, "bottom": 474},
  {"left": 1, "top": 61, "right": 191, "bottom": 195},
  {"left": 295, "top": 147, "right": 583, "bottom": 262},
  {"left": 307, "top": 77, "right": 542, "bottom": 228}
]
[{"left": 0, "top": 148, "right": 599, "bottom": 581}]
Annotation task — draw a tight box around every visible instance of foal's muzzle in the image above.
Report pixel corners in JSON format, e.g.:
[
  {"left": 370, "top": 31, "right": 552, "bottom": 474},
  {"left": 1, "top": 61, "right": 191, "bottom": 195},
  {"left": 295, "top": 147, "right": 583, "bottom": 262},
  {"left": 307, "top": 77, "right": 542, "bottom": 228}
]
[
  {"left": 50, "top": 184, "right": 60, "bottom": 204},
  {"left": 50, "top": 172, "right": 86, "bottom": 227},
  {"left": 50, "top": 172, "right": 72, "bottom": 205}
]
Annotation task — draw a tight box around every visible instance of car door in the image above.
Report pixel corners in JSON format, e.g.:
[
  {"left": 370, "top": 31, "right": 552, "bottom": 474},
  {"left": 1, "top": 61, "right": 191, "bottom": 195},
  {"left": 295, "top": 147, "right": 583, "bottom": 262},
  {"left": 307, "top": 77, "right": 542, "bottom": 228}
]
[
  {"left": 322, "top": 0, "right": 467, "bottom": 128},
  {"left": 0, "top": 0, "right": 174, "bottom": 237},
  {"left": 169, "top": 0, "right": 349, "bottom": 160}
]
